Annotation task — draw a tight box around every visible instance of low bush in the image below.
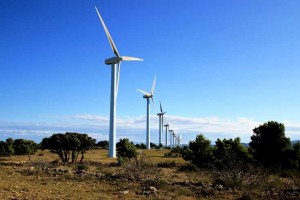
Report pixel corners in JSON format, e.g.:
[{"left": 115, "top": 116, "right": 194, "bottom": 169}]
[
  {"left": 178, "top": 163, "right": 198, "bottom": 172},
  {"left": 157, "top": 161, "right": 176, "bottom": 168},
  {"left": 76, "top": 163, "right": 89, "bottom": 171}
]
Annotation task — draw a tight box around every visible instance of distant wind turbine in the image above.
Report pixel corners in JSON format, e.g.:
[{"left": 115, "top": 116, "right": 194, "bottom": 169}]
[
  {"left": 157, "top": 102, "right": 166, "bottom": 147},
  {"left": 95, "top": 7, "right": 143, "bottom": 157},
  {"left": 172, "top": 131, "right": 176, "bottom": 148},
  {"left": 169, "top": 129, "right": 173, "bottom": 148},
  {"left": 164, "top": 123, "right": 169, "bottom": 147},
  {"left": 137, "top": 76, "right": 156, "bottom": 149},
  {"left": 176, "top": 133, "right": 180, "bottom": 147}
]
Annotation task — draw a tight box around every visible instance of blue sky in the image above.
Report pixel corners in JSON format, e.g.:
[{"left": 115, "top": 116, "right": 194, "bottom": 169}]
[{"left": 1, "top": 0, "right": 300, "bottom": 144}]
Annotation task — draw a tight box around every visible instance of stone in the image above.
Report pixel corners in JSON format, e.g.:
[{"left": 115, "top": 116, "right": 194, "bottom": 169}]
[
  {"left": 29, "top": 167, "right": 34, "bottom": 171},
  {"left": 215, "top": 184, "right": 223, "bottom": 191},
  {"left": 120, "top": 190, "right": 129, "bottom": 195},
  {"left": 149, "top": 186, "right": 158, "bottom": 194}
]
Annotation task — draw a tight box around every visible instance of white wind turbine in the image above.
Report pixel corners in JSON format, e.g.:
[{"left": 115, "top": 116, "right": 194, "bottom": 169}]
[
  {"left": 137, "top": 76, "right": 156, "bottom": 149},
  {"left": 157, "top": 102, "right": 166, "bottom": 147},
  {"left": 172, "top": 131, "right": 176, "bottom": 148},
  {"left": 176, "top": 133, "right": 180, "bottom": 147},
  {"left": 178, "top": 133, "right": 182, "bottom": 147},
  {"left": 95, "top": 7, "right": 143, "bottom": 158},
  {"left": 164, "top": 123, "right": 169, "bottom": 147},
  {"left": 169, "top": 129, "right": 174, "bottom": 148}
]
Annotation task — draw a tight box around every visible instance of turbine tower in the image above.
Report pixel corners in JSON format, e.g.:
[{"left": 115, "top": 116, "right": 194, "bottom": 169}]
[
  {"left": 176, "top": 133, "right": 180, "bottom": 147},
  {"left": 157, "top": 102, "right": 166, "bottom": 147},
  {"left": 95, "top": 7, "right": 143, "bottom": 157},
  {"left": 164, "top": 123, "right": 169, "bottom": 147},
  {"left": 172, "top": 131, "right": 176, "bottom": 148},
  {"left": 169, "top": 129, "right": 173, "bottom": 148},
  {"left": 178, "top": 133, "right": 181, "bottom": 147},
  {"left": 137, "top": 76, "right": 156, "bottom": 149}
]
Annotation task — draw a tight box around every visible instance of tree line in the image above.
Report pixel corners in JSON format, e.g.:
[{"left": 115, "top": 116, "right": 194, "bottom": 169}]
[
  {"left": 179, "top": 121, "right": 300, "bottom": 170},
  {"left": 1, "top": 121, "right": 299, "bottom": 170},
  {"left": 0, "top": 138, "right": 37, "bottom": 160}
]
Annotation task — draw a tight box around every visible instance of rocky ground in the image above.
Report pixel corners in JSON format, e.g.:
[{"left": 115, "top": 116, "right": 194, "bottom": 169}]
[{"left": 0, "top": 160, "right": 299, "bottom": 200}]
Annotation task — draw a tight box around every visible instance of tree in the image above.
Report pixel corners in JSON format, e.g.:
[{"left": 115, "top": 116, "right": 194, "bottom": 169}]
[
  {"left": 77, "top": 134, "right": 96, "bottom": 162},
  {"left": 41, "top": 132, "right": 96, "bottom": 163},
  {"left": 97, "top": 140, "right": 109, "bottom": 149},
  {"left": 140, "top": 143, "right": 146, "bottom": 149},
  {"left": 5, "top": 138, "right": 15, "bottom": 158},
  {"left": 116, "top": 138, "right": 137, "bottom": 163},
  {"left": 292, "top": 142, "right": 300, "bottom": 169},
  {"left": 213, "top": 137, "right": 250, "bottom": 171},
  {"left": 150, "top": 142, "right": 157, "bottom": 149},
  {"left": 182, "top": 134, "right": 213, "bottom": 168},
  {"left": 13, "top": 139, "right": 37, "bottom": 160},
  {"left": 249, "top": 121, "right": 292, "bottom": 169},
  {"left": 41, "top": 133, "right": 67, "bottom": 162},
  {"left": 214, "top": 138, "right": 249, "bottom": 163},
  {"left": 0, "top": 141, "right": 6, "bottom": 156},
  {"left": 135, "top": 143, "right": 146, "bottom": 149}
]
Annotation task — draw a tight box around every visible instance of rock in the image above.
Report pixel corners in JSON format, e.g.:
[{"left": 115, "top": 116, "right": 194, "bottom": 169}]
[
  {"left": 149, "top": 186, "right": 158, "bottom": 194},
  {"left": 120, "top": 190, "right": 129, "bottom": 195},
  {"left": 44, "top": 167, "right": 50, "bottom": 171},
  {"left": 215, "top": 184, "right": 223, "bottom": 191},
  {"left": 28, "top": 167, "right": 34, "bottom": 171}
]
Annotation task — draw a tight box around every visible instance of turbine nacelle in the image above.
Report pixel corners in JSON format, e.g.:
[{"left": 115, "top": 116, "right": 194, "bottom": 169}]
[
  {"left": 105, "top": 56, "right": 143, "bottom": 65},
  {"left": 105, "top": 57, "right": 122, "bottom": 65},
  {"left": 143, "top": 95, "right": 153, "bottom": 99}
]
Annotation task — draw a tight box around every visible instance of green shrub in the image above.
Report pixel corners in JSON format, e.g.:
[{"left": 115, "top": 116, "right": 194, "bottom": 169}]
[
  {"left": 117, "top": 156, "right": 128, "bottom": 166},
  {"left": 157, "top": 161, "right": 176, "bottom": 168},
  {"left": 76, "top": 163, "right": 89, "bottom": 171},
  {"left": 178, "top": 163, "right": 198, "bottom": 172},
  {"left": 164, "top": 152, "right": 172, "bottom": 157}
]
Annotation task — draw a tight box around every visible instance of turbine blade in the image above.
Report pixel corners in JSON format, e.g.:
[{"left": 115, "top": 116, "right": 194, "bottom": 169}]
[
  {"left": 136, "top": 89, "right": 151, "bottom": 96},
  {"left": 151, "top": 97, "right": 156, "bottom": 113},
  {"left": 116, "top": 62, "right": 121, "bottom": 97},
  {"left": 122, "top": 56, "right": 143, "bottom": 61},
  {"left": 160, "top": 101, "right": 163, "bottom": 113},
  {"left": 95, "top": 6, "right": 120, "bottom": 57},
  {"left": 151, "top": 75, "right": 156, "bottom": 95}
]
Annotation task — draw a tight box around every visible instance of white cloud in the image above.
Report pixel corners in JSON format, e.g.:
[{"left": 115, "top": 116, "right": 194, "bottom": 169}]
[{"left": 0, "top": 115, "right": 299, "bottom": 144}]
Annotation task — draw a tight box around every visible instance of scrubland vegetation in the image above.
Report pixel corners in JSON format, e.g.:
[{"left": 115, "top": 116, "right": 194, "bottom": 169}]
[{"left": 0, "top": 121, "right": 299, "bottom": 199}]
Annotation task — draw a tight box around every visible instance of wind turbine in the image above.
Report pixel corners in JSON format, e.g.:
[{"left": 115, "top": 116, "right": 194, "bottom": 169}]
[
  {"left": 178, "top": 133, "right": 181, "bottom": 147},
  {"left": 157, "top": 102, "right": 166, "bottom": 147},
  {"left": 95, "top": 7, "right": 143, "bottom": 157},
  {"left": 169, "top": 129, "right": 173, "bottom": 148},
  {"left": 137, "top": 76, "right": 156, "bottom": 149},
  {"left": 172, "top": 131, "right": 176, "bottom": 148},
  {"left": 176, "top": 133, "right": 180, "bottom": 147},
  {"left": 164, "top": 123, "right": 169, "bottom": 147}
]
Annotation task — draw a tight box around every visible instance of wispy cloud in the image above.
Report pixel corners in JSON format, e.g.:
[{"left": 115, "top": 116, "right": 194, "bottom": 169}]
[{"left": 0, "top": 115, "right": 299, "bottom": 144}]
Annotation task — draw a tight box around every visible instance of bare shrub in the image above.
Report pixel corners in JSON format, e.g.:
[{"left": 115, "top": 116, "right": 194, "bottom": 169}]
[
  {"left": 122, "top": 154, "right": 161, "bottom": 182},
  {"left": 212, "top": 152, "right": 269, "bottom": 190},
  {"left": 292, "top": 173, "right": 300, "bottom": 188},
  {"left": 157, "top": 161, "right": 176, "bottom": 168},
  {"left": 120, "top": 154, "right": 163, "bottom": 195}
]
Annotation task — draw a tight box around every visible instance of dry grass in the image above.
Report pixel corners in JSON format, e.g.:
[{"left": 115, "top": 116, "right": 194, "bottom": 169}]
[
  {"left": 0, "top": 165, "right": 143, "bottom": 199},
  {"left": 0, "top": 149, "right": 299, "bottom": 200},
  {"left": 0, "top": 149, "right": 186, "bottom": 165}
]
